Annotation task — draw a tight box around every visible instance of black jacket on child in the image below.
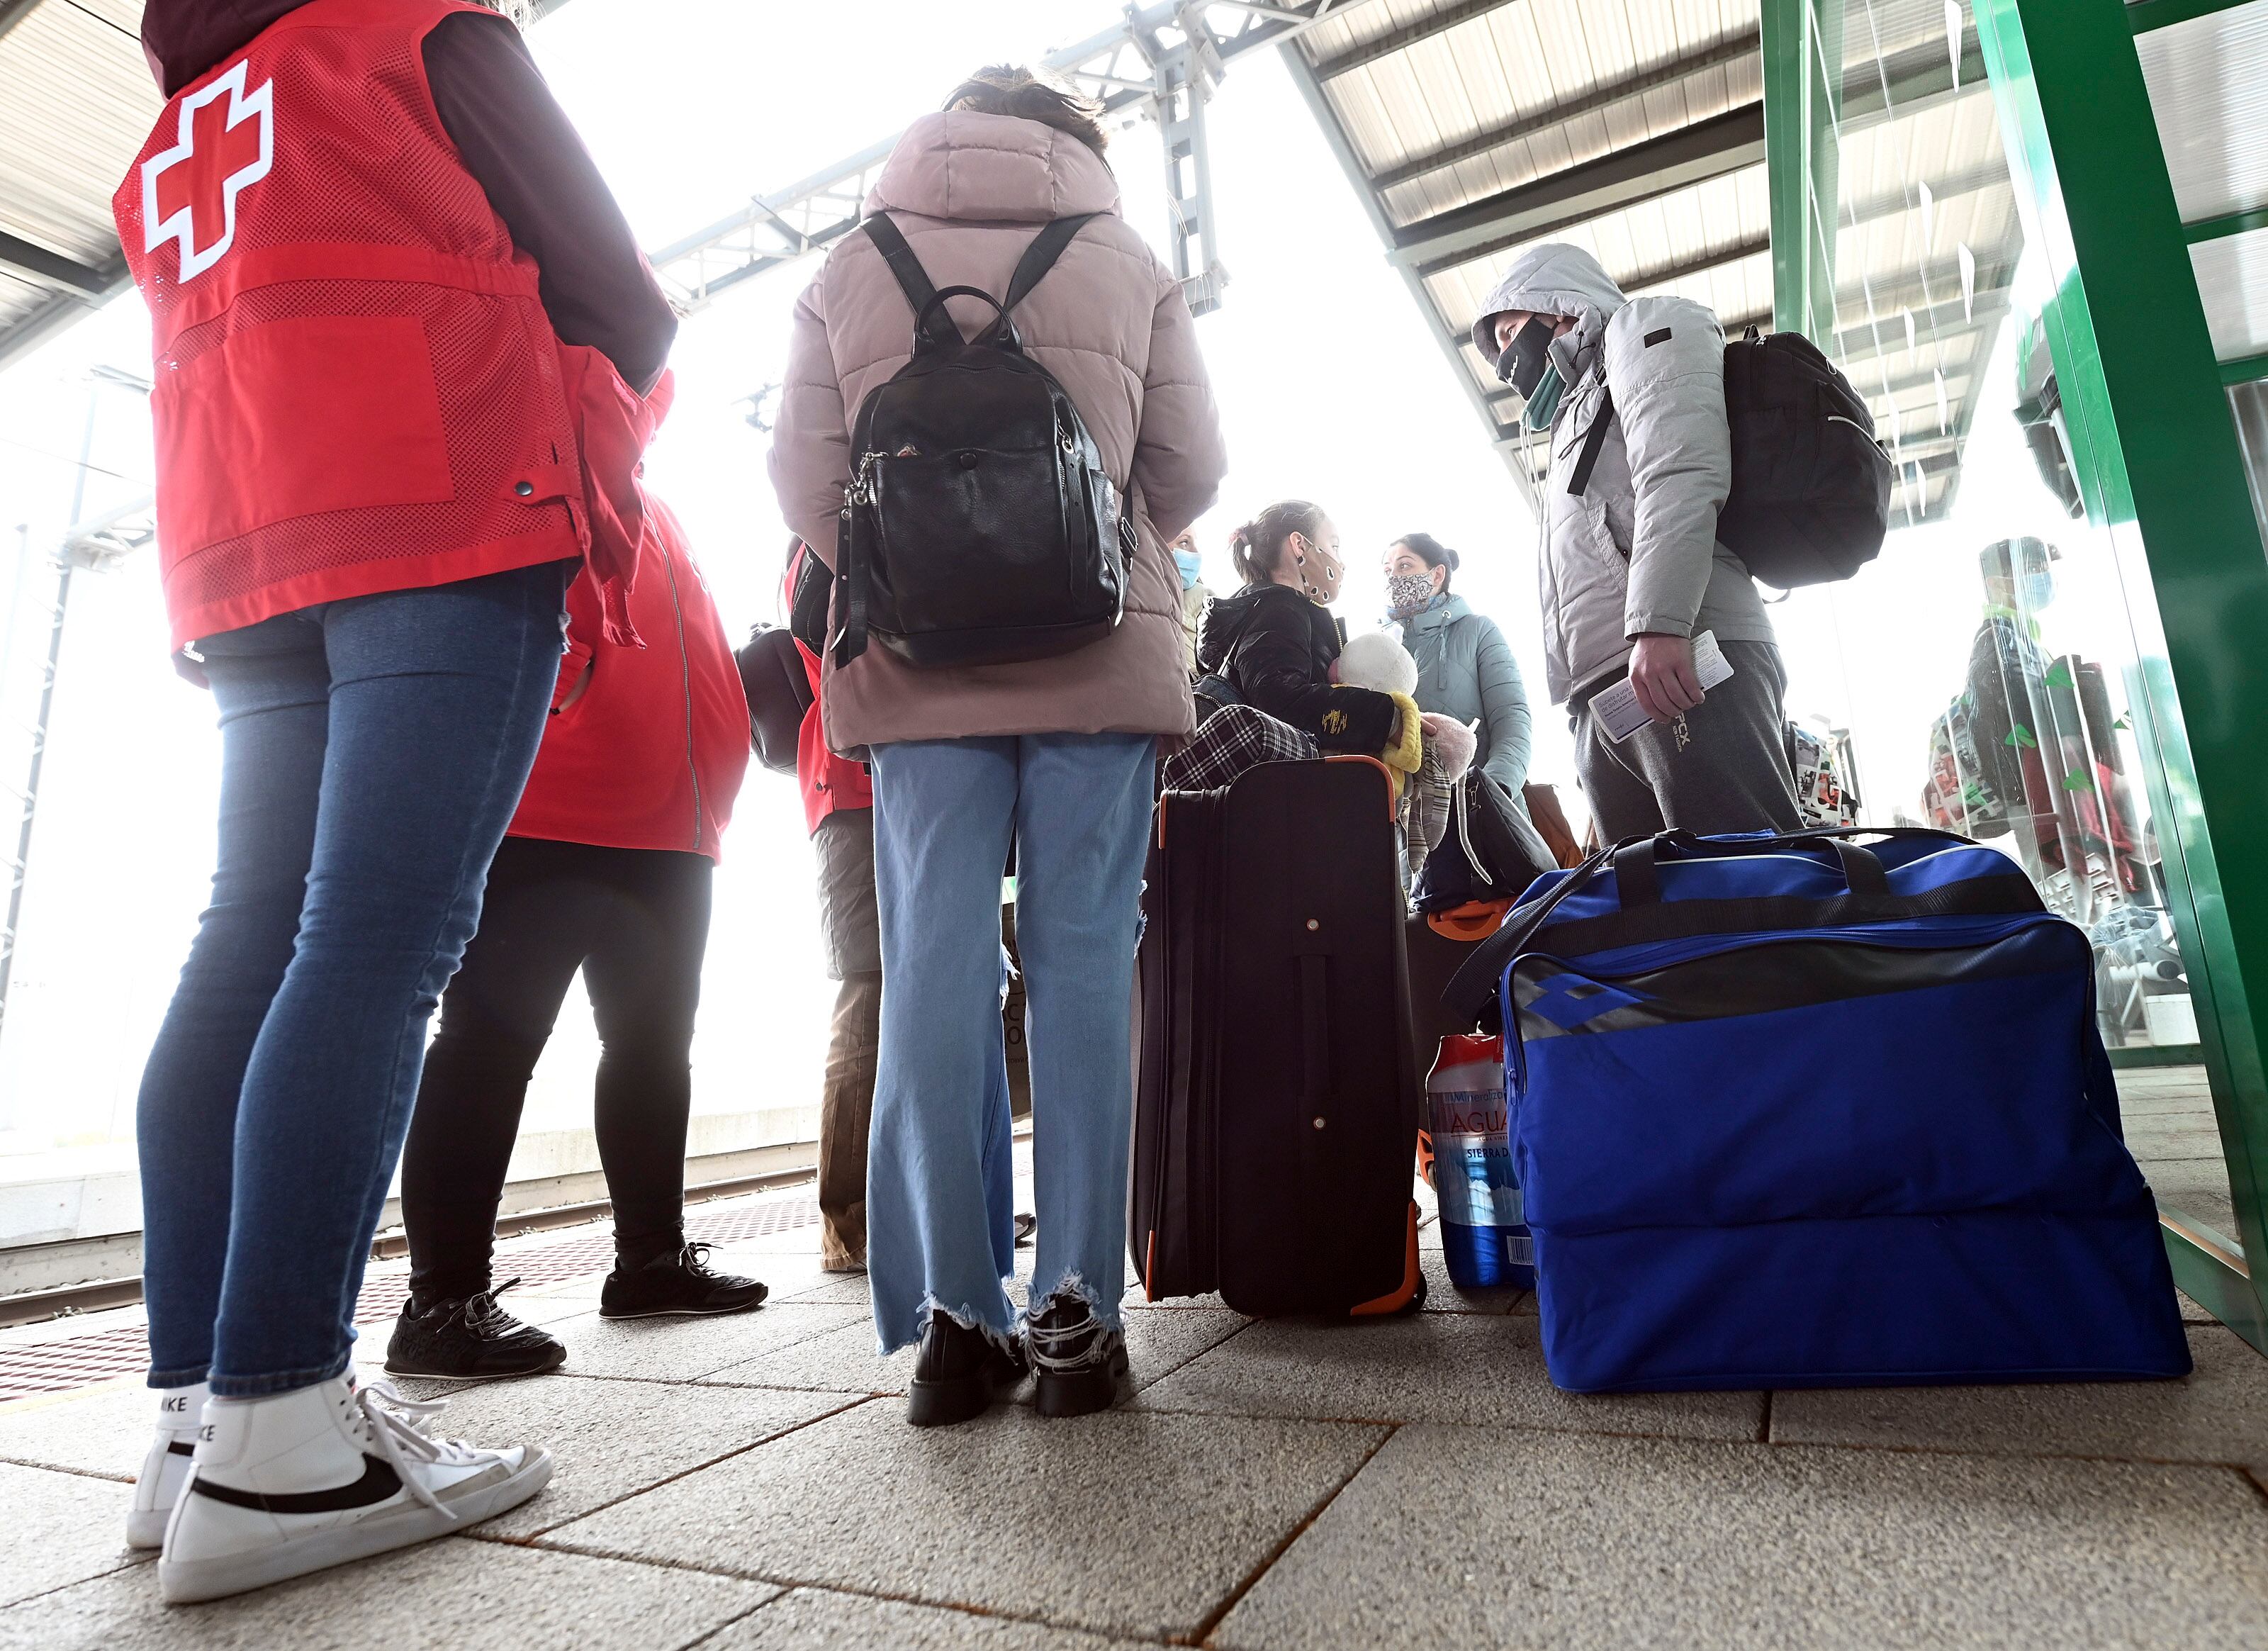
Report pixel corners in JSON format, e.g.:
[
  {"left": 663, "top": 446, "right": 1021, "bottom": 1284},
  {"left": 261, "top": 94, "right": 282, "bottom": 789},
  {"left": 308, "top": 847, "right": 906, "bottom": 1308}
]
[{"left": 1196, "top": 583, "right": 1400, "bottom": 755}]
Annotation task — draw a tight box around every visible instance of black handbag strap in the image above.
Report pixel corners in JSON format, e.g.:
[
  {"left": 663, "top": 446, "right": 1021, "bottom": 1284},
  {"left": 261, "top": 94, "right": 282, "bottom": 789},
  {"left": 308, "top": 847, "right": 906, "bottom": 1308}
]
[
  {"left": 1004, "top": 213, "right": 1100, "bottom": 312},
  {"left": 1567, "top": 385, "right": 1614, "bottom": 496},
  {"left": 860, "top": 213, "right": 956, "bottom": 349},
  {"left": 863, "top": 211, "right": 1099, "bottom": 350}
]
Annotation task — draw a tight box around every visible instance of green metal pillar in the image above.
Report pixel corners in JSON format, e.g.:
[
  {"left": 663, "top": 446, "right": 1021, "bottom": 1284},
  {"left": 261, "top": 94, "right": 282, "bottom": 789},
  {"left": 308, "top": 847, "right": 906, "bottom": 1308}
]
[
  {"left": 1760, "top": 0, "right": 1841, "bottom": 341},
  {"left": 1975, "top": 0, "right": 2268, "bottom": 1349}
]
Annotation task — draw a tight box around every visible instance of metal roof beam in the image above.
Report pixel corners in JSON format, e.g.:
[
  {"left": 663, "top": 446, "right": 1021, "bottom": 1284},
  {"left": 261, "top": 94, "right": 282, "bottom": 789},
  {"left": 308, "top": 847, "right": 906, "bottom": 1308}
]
[
  {"left": 1314, "top": 0, "right": 1504, "bottom": 78},
  {"left": 1389, "top": 34, "right": 1989, "bottom": 281},
  {"left": 0, "top": 0, "right": 47, "bottom": 46},
  {"left": 0, "top": 231, "right": 114, "bottom": 299},
  {"left": 1395, "top": 103, "right": 1768, "bottom": 275},
  {"left": 1374, "top": 34, "right": 1759, "bottom": 193},
  {"left": 646, "top": 1, "right": 1356, "bottom": 312}
]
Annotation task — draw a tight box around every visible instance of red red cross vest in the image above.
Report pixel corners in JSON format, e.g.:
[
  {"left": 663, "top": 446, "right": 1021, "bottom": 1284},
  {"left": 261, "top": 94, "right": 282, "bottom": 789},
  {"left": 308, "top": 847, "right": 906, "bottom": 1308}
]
[{"left": 113, "top": 0, "right": 588, "bottom": 649}]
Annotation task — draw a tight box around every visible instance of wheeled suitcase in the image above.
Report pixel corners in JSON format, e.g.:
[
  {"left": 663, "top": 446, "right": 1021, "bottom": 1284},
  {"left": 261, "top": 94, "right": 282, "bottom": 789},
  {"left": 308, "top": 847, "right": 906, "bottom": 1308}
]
[
  {"left": 1443, "top": 826, "right": 2193, "bottom": 1392},
  {"left": 1132, "top": 756, "right": 1425, "bottom": 1316}
]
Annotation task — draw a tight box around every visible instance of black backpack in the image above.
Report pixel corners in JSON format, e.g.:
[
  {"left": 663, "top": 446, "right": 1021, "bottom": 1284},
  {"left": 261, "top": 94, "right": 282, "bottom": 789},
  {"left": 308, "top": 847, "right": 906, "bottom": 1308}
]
[
  {"left": 831, "top": 213, "right": 1130, "bottom": 668},
  {"left": 1570, "top": 325, "right": 1894, "bottom": 591}
]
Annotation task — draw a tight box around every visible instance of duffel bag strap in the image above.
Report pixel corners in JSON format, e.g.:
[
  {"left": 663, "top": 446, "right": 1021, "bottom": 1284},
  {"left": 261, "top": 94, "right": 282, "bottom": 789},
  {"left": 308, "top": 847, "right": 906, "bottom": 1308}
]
[
  {"left": 1614, "top": 832, "right": 1889, "bottom": 908},
  {"left": 1441, "top": 841, "right": 1619, "bottom": 1030}
]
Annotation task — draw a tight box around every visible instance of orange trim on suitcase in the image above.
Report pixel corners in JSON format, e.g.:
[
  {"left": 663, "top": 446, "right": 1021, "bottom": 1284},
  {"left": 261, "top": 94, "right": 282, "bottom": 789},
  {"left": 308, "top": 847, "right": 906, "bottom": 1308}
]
[
  {"left": 1349, "top": 1201, "right": 1423, "bottom": 1316},
  {"left": 1320, "top": 753, "right": 1398, "bottom": 822}
]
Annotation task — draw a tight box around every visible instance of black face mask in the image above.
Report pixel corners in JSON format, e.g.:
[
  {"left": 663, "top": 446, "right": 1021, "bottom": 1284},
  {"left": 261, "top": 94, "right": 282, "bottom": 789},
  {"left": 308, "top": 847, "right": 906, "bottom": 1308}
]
[{"left": 1494, "top": 315, "right": 1556, "bottom": 396}]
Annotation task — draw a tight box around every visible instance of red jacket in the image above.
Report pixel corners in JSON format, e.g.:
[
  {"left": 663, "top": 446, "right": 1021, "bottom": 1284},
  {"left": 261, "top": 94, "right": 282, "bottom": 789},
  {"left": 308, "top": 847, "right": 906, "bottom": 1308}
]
[
  {"left": 787, "top": 544, "right": 872, "bottom": 834},
  {"left": 510, "top": 378, "right": 750, "bottom": 861},
  {"left": 114, "top": 0, "right": 598, "bottom": 648}
]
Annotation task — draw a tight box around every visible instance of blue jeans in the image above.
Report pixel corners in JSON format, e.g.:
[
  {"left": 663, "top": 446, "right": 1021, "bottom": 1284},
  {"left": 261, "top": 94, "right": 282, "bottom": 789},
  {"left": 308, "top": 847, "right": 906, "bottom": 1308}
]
[
  {"left": 866, "top": 733, "right": 1157, "bottom": 1353},
  {"left": 137, "top": 561, "right": 571, "bottom": 1396}
]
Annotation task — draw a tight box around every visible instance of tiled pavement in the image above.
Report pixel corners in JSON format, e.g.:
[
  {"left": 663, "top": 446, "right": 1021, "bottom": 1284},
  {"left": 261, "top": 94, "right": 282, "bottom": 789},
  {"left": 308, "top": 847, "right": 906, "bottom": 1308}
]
[{"left": 1, "top": 1161, "right": 2265, "bottom": 1647}]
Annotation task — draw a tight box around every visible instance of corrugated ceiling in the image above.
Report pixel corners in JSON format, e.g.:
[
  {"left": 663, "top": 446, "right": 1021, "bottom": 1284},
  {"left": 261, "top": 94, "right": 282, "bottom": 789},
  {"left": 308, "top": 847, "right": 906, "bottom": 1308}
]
[
  {"left": 0, "top": 0, "right": 157, "bottom": 374},
  {"left": 1283, "top": 0, "right": 2023, "bottom": 527}
]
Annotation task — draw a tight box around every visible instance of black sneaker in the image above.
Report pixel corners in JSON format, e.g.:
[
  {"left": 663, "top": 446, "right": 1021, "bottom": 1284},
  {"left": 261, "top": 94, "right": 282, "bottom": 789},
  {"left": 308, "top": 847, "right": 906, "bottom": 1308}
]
[
  {"left": 906, "top": 1309, "right": 1026, "bottom": 1428},
  {"left": 599, "top": 1242, "right": 769, "bottom": 1319},
  {"left": 1026, "top": 1296, "right": 1128, "bottom": 1419},
  {"left": 383, "top": 1278, "right": 565, "bottom": 1381}
]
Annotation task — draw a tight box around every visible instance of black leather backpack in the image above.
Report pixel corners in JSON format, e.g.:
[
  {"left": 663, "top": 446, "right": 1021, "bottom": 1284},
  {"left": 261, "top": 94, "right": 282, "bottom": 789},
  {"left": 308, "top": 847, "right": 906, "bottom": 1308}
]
[
  {"left": 831, "top": 213, "right": 1130, "bottom": 668},
  {"left": 1569, "top": 325, "right": 1894, "bottom": 591}
]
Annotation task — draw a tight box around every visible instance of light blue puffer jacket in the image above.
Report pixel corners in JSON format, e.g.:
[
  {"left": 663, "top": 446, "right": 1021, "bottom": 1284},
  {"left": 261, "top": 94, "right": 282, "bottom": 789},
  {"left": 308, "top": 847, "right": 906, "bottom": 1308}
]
[{"left": 1395, "top": 594, "right": 1531, "bottom": 797}]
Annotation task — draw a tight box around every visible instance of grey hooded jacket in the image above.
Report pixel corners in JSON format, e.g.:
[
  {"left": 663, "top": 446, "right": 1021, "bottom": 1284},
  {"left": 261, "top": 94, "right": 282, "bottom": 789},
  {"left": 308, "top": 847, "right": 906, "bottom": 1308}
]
[{"left": 1473, "top": 245, "right": 1773, "bottom": 705}]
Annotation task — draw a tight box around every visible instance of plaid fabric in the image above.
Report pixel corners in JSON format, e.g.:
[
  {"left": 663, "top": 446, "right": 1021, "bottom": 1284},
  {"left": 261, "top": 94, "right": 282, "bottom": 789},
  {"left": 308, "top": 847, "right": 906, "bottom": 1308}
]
[
  {"left": 1162, "top": 703, "right": 1319, "bottom": 793},
  {"left": 1403, "top": 740, "right": 1458, "bottom": 882}
]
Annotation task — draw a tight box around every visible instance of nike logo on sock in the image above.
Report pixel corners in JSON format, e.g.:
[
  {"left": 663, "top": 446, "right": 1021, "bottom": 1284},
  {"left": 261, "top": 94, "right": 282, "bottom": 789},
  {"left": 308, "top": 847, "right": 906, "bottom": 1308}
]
[{"left": 189, "top": 1455, "right": 403, "bottom": 1515}]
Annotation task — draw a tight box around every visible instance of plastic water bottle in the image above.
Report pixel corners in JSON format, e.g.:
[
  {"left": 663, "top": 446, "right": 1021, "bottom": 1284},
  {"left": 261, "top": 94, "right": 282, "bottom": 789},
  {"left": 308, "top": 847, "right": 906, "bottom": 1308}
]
[{"left": 1427, "top": 1032, "right": 1533, "bottom": 1290}]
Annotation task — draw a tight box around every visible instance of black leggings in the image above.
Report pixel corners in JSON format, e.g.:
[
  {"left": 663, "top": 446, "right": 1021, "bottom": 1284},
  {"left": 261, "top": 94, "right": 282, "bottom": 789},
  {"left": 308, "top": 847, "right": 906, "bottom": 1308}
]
[{"left": 401, "top": 836, "right": 714, "bottom": 1303}]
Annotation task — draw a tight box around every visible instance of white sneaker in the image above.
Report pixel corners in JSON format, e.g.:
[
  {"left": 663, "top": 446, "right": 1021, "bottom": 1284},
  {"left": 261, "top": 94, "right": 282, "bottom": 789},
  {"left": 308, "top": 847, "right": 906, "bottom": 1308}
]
[
  {"left": 157, "top": 1373, "right": 551, "bottom": 1605},
  {"left": 128, "top": 1381, "right": 208, "bottom": 1549}
]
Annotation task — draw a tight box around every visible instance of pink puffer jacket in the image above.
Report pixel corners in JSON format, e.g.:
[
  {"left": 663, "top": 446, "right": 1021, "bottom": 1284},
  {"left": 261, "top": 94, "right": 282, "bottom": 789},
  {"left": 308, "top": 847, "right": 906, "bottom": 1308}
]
[{"left": 769, "top": 110, "right": 1227, "bottom": 752}]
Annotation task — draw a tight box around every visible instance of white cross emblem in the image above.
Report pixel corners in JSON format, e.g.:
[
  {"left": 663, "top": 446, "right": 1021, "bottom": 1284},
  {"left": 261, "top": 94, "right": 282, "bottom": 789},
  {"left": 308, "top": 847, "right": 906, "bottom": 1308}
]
[{"left": 140, "top": 60, "right": 275, "bottom": 282}]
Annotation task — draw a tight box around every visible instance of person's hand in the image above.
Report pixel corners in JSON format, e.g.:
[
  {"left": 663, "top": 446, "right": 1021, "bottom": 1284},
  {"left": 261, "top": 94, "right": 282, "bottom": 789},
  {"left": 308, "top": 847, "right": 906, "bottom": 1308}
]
[{"left": 1628, "top": 632, "right": 1705, "bottom": 723}]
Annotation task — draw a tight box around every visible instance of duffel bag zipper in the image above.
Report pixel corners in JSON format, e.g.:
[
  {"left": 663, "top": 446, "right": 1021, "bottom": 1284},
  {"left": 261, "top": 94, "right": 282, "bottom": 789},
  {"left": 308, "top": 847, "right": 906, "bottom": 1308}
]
[{"left": 1500, "top": 915, "right": 2075, "bottom": 1096}]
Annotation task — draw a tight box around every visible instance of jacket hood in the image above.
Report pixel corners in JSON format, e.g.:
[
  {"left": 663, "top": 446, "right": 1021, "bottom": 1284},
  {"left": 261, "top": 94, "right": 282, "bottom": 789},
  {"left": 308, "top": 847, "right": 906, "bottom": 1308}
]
[
  {"left": 140, "top": 0, "right": 315, "bottom": 95},
  {"left": 866, "top": 111, "right": 1122, "bottom": 225},
  {"left": 1469, "top": 242, "right": 1627, "bottom": 356},
  {"left": 1196, "top": 581, "right": 1309, "bottom": 673}
]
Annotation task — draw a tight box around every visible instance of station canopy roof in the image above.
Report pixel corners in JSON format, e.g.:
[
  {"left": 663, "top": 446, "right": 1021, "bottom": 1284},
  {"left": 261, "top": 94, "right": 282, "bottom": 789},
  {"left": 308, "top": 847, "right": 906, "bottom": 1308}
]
[
  {"left": 1280, "top": 0, "right": 2023, "bottom": 525},
  {"left": 0, "top": 0, "right": 155, "bottom": 374}
]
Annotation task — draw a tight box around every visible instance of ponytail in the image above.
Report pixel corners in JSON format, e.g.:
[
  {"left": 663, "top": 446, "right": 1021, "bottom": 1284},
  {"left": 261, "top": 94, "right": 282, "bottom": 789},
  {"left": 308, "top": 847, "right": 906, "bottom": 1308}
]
[{"left": 1230, "top": 499, "right": 1330, "bottom": 588}]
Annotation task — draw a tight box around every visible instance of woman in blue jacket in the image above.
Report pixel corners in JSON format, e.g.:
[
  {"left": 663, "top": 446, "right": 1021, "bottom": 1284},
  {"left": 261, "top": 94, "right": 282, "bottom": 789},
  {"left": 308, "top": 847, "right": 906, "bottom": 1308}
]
[{"left": 1384, "top": 534, "right": 1532, "bottom": 798}]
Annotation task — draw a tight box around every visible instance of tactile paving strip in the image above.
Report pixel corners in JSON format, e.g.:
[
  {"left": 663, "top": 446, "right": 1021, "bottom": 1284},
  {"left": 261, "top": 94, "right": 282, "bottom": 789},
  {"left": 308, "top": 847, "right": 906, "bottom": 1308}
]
[{"left": 0, "top": 1195, "right": 821, "bottom": 1406}]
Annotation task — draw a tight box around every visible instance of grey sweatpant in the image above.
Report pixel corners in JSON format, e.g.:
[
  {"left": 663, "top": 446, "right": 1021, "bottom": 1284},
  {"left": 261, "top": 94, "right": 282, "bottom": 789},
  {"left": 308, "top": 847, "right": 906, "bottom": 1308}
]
[{"left": 1571, "top": 639, "right": 1803, "bottom": 841}]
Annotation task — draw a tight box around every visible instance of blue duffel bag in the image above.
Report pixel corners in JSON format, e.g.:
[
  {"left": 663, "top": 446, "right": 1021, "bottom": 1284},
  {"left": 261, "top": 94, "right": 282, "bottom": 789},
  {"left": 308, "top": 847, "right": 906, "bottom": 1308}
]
[{"left": 1442, "top": 827, "right": 2191, "bottom": 1393}]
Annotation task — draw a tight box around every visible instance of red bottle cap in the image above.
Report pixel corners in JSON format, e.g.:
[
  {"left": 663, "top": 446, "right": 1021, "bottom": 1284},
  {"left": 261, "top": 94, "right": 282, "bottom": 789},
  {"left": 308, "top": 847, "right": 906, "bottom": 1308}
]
[{"left": 1430, "top": 1032, "right": 1503, "bottom": 1078}]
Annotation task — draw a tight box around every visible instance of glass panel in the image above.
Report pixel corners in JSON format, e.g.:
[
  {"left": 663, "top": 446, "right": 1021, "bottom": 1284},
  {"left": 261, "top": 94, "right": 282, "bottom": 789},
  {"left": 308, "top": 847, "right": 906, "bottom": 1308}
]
[{"left": 1775, "top": 0, "right": 2231, "bottom": 1237}]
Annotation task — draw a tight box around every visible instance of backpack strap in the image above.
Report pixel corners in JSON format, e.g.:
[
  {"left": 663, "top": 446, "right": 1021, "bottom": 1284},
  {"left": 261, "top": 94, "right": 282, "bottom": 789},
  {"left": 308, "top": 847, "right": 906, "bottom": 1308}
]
[
  {"left": 1003, "top": 213, "right": 1101, "bottom": 314},
  {"left": 860, "top": 214, "right": 957, "bottom": 349},
  {"left": 1566, "top": 384, "right": 1614, "bottom": 497}
]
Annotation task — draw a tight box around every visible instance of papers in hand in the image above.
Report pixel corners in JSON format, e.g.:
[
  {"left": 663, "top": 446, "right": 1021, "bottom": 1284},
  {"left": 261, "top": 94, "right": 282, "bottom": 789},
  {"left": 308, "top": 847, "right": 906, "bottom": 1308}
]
[{"left": 1590, "top": 630, "right": 1735, "bottom": 743}]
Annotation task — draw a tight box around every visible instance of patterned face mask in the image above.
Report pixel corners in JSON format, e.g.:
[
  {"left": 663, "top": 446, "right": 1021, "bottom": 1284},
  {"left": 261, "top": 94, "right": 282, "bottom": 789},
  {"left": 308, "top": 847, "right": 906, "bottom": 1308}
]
[
  {"left": 1287, "top": 534, "right": 1343, "bottom": 605},
  {"left": 1386, "top": 571, "right": 1436, "bottom": 617}
]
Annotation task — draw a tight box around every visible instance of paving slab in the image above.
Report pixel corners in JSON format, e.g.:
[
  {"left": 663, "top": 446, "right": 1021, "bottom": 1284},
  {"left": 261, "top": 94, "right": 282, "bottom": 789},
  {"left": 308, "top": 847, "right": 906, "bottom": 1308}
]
[
  {"left": 771, "top": 1272, "right": 872, "bottom": 1306},
  {"left": 700, "top": 1307, "right": 1248, "bottom": 1401},
  {"left": 540, "top": 1399, "right": 1387, "bottom": 1642},
  {"left": 1133, "top": 1311, "right": 1762, "bottom": 1441},
  {"left": 0, "top": 1530, "right": 774, "bottom": 1651},
  {"left": 706, "top": 1587, "right": 1136, "bottom": 1650},
  {"left": 542, "top": 1302, "right": 870, "bottom": 1382},
  {"left": 0, "top": 1381, "right": 146, "bottom": 1479},
  {"left": 1416, "top": 1245, "right": 1527, "bottom": 1314},
  {"left": 1770, "top": 1324, "right": 2268, "bottom": 1465},
  {"left": 395, "top": 1372, "right": 851, "bottom": 1535},
  {"left": 1216, "top": 1425, "right": 2268, "bottom": 1651},
  {"left": 0, "top": 1460, "right": 150, "bottom": 1608}
]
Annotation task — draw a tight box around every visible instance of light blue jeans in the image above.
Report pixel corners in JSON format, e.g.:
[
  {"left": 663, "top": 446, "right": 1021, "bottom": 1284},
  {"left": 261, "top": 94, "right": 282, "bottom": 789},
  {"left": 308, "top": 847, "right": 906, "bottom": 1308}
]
[{"left": 866, "top": 733, "right": 1157, "bottom": 1354}]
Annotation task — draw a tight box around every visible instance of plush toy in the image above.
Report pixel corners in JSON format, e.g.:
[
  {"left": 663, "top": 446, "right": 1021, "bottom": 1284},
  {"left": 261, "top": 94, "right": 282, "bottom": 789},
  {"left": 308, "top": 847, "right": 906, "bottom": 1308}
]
[
  {"left": 1332, "top": 629, "right": 1419, "bottom": 698},
  {"left": 1332, "top": 631, "right": 1478, "bottom": 872}
]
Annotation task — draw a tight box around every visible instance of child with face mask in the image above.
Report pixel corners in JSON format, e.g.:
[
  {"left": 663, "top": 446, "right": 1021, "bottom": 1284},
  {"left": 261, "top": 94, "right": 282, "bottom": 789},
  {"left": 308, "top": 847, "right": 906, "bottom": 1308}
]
[
  {"left": 1190, "top": 500, "right": 1413, "bottom": 761},
  {"left": 1169, "top": 530, "right": 1211, "bottom": 675}
]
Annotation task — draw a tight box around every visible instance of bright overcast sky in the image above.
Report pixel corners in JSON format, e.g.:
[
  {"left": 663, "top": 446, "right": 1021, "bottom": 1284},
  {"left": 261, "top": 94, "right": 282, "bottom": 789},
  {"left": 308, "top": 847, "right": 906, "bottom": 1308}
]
[{"left": 0, "top": 0, "right": 2099, "bottom": 1168}]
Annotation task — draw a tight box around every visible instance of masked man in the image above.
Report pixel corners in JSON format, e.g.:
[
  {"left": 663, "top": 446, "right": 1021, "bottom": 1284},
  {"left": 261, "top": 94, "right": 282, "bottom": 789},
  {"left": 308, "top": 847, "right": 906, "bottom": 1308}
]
[{"left": 1474, "top": 245, "right": 1800, "bottom": 840}]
